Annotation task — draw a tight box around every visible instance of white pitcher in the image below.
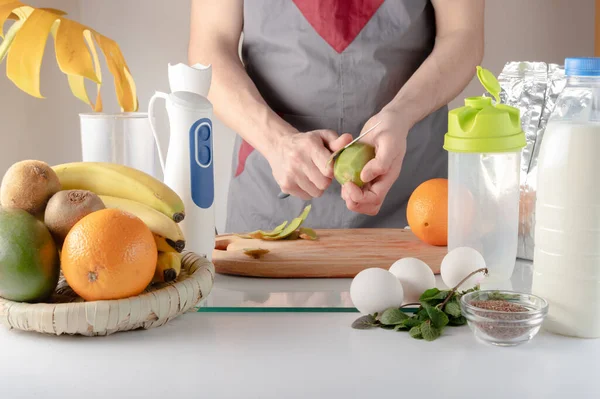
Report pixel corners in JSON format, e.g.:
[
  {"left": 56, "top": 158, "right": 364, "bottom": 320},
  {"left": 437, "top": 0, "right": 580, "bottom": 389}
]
[{"left": 148, "top": 63, "right": 215, "bottom": 260}]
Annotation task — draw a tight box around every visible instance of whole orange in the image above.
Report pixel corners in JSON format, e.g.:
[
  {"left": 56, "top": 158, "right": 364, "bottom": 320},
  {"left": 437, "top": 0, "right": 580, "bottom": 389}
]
[
  {"left": 61, "top": 208, "right": 157, "bottom": 301},
  {"left": 407, "top": 178, "right": 448, "bottom": 246}
]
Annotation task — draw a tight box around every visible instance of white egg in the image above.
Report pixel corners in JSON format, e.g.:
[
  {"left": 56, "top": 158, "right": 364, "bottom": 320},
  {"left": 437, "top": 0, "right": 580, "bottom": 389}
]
[
  {"left": 350, "top": 268, "right": 404, "bottom": 315},
  {"left": 389, "top": 258, "right": 436, "bottom": 303},
  {"left": 440, "top": 247, "right": 487, "bottom": 290}
]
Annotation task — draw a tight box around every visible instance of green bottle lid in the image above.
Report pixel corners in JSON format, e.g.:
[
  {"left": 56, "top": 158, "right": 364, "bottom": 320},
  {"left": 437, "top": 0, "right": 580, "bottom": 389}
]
[{"left": 443, "top": 66, "right": 526, "bottom": 153}]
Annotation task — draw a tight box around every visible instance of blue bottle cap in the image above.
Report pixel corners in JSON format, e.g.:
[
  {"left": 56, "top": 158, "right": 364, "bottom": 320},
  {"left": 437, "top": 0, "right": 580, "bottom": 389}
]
[{"left": 565, "top": 57, "right": 600, "bottom": 76}]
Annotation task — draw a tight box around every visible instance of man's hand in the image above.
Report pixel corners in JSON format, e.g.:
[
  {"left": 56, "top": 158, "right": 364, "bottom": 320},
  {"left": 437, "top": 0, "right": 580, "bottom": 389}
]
[
  {"left": 341, "top": 107, "right": 410, "bottom": 215},
  {"left": 269, "top": 130, "right": 352, "bottom": 200}
]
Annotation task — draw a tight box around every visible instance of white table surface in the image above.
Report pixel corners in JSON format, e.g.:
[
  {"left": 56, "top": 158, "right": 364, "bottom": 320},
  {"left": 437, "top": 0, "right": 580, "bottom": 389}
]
[{"left": 1, "top": 260, "right": 599, "bottom": 399}]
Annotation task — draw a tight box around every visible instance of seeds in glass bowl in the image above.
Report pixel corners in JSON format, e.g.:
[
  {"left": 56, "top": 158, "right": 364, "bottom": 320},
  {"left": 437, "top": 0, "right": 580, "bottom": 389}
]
[{"left": 470, "top": 299, "right": 531, "bottom": 340}]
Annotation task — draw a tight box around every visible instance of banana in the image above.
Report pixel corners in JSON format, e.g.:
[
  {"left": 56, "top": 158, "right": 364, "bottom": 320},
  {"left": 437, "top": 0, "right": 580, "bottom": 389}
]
[
  {"left": 52, "top": 162, "right": 185, "bottom": 223},
  {"left": 153, "top": 252, "right": 182, "bottom": 283},
  {"left": 153, "top": 233, "right": 184, "bottom": 253},
  {"left": 99, "top": 195, "right": 185, "bottom": 253}
]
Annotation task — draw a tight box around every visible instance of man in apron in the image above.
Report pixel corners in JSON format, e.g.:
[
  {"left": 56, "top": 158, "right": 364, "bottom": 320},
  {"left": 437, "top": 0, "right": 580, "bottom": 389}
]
[{"left": 189, "top": 0, "right": 484, "bottom": 233}]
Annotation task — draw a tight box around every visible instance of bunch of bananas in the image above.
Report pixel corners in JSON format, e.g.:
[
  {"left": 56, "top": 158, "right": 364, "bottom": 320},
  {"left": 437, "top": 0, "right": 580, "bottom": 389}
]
[{"left": 52, "top": 162, "right": 186, "bottom": 283}]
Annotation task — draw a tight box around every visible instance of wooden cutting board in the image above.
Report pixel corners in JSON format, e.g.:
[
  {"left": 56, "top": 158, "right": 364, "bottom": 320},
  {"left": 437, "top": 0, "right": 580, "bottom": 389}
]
[{"left": 212, "top": 229, "right": 447, "bottom": 278}]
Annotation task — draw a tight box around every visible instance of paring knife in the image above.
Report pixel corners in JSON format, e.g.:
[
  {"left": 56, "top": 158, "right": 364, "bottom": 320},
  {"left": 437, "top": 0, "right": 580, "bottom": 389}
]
[{"left": 277, "top": 121, "right": 382, "bottom": 199}]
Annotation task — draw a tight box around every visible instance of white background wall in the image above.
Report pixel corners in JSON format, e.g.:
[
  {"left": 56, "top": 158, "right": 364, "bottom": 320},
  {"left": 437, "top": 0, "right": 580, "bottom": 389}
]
[{"left": 0, "top": 0, "right": 595, "bottom": 233}]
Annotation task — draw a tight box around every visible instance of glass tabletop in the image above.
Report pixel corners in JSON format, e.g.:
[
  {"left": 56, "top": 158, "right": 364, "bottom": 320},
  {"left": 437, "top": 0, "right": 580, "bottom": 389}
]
[{"left": 197, "top": 259, "right": 534, "bottom": 312}]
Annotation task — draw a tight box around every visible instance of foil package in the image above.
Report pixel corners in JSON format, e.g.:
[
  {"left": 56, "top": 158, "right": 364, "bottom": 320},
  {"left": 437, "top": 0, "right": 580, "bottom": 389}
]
[{"left": 490, "top": 62, "right": 567, "bottom": 260}]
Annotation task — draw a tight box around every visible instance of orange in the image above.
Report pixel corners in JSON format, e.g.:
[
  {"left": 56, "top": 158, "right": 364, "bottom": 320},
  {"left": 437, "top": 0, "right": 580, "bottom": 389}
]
[
  {"left": 407, "top": 178, "right": 448, "bottom": 246},
  {"left": 61, "top": 208, "right": 157, "bottom": 301}
]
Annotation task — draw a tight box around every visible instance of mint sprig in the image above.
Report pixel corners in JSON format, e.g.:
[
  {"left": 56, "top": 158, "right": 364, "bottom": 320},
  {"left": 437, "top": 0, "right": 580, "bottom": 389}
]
[{"left": 351, "top": 267, "right": 488, "bottom": 341}]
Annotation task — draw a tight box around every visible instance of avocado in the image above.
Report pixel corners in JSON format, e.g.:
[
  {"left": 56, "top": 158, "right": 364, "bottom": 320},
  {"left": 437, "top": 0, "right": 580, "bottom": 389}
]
[{"left": 0, "top": 207, "right": 60, "bottom": 302}]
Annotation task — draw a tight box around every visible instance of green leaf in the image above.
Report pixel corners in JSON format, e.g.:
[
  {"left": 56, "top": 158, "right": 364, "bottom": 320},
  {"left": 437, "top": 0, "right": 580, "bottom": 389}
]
[
  {"left": 380, "top": 324, "right": 396, "bottom": 330},
  {"left": 409, "top": 325, "right": 423, "bottom": 339},
  {"left": 422, "top": 303, "right": 449, "bottom": 328},
  {"left": 402, "top": 316, "right": 423, "bottom": 328},
  {"left": 431, "top": 291, "right": 450, "bottom": 300},
  {"left": 458, "top": 286, "right": 479, "bottom": 297},
  {"left": 486, "top": 291, "right": 521, "bottom": 301},
  {"left": 380, "top": 308, "right": 409, "bottom": 325},
  {"left": 448, "top": 315, "right": 467, "bottom": 326},
  {"left": 394, "top": 324, "right": 410, "bottom": 331},
  {"left": 419, "top": 288, "right": 441, "bottom": 301},
  {"left": 420, "top": 320, "right": 442, "bottom": 341},
  {"left": 351, "top": 315, "right": 378, "bottom": 330},
  {"left": 416, "top": 308, "right": 429, "bottom": 321},
  {"left": 444, "top": 300, "right": 462, "bottom": 318}
]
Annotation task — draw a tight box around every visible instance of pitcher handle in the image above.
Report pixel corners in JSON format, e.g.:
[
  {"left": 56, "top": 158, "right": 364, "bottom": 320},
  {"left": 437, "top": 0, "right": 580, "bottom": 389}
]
[{"left": 148, "top": 91, "right": 170, "bottom": 173}]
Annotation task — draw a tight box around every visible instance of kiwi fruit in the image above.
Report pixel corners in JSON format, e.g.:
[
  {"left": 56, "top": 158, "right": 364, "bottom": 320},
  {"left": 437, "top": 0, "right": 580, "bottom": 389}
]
[
  {"left": 333, "top": 143, "right": 376, "bottom": 188},
  {"left": 0, "top": 160, "right": 62, "bottom": 216},
  {"left": 44, "top": 190, "right": 105, "bottom": 244}
]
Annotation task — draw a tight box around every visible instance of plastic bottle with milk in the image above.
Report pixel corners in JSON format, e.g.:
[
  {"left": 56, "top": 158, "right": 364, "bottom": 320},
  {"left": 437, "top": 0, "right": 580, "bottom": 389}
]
[{"left": 532, "top": 57, "right": 600, "bottom": 338}]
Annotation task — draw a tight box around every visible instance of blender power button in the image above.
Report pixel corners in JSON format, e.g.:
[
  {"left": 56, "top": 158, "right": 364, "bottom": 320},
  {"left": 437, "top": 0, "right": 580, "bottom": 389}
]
[
  {"left": 198, "top": 125, "right": 211, "bottom": 141},
  {"left": 198, "top": 145, "right": 211, "bottom": 166}
]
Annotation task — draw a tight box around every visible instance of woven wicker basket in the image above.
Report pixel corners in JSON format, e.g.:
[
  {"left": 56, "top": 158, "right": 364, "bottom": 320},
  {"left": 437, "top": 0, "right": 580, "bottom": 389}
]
[{"left": 0, "top": 252, "right": 214, "bottom": 336}]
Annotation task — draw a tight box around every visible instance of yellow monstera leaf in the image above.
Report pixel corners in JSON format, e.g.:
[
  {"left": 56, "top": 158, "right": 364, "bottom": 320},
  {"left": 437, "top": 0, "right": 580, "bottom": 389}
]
[{"left": 0, "top": 0, "right": 138, "bottom": 112}]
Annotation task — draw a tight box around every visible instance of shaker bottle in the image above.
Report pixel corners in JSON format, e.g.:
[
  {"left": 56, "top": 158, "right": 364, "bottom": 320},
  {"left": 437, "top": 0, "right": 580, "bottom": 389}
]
[
  {"left": 532, "top": 57, "right": 600, "bottom": 338},
  {"left": 444, "top": 66, "right": 526, "bottom": 281}
]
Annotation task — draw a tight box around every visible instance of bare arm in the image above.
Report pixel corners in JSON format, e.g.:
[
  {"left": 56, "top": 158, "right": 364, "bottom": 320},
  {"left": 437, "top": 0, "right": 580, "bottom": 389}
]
[
  {"left": 188, "top": 0, "right": 296, "bottom": 156},
  {"left": 188, "top": 0, "right": 351, "bottom": 200},
  {"left": 343, "top": 0, "right": 485, "bottom": 215},
  {"left": 386, "top": 0, "right": 485, "bottom": 125}
]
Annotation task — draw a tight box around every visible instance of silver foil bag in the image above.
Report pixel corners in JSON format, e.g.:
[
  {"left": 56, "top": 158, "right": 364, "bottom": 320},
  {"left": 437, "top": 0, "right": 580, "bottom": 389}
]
[{"left": 489, "top": 62, "right": 567, "bottom": 260}]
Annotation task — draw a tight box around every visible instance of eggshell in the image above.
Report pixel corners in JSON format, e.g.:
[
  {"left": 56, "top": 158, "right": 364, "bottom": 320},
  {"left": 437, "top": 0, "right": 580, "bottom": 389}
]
[
  {"left": 440, "top": 247, "right": 486, "bottom": 290},
  {"left": 350, "top": 268, "right": 404, "bottom": 315},
  {"left": 389, "top": 258, "right": 436, "bottom": 303}
]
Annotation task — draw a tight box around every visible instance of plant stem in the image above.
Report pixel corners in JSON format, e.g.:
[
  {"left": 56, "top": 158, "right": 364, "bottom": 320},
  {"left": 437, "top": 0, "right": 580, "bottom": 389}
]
[{"left": 438, "top": 267, "right": 488, "bottom": 309}]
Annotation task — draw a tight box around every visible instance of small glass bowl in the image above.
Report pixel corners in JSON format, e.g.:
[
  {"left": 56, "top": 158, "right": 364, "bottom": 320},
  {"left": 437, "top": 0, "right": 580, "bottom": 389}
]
[{"left": 460, "top": 290, "right": 548, "bottom": 347}]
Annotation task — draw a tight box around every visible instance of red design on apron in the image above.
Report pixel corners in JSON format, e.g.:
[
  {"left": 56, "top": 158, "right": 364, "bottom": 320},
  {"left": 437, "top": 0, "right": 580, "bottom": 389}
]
[
  {"left": 292, "top": 0, "right": 385, "bottom": 53},
  {"left": 235, "top": 140, "right": 255, "bottom": 177}
]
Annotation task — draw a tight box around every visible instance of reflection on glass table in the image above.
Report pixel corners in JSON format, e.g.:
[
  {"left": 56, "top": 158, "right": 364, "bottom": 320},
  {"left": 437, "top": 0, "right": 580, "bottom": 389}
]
[{"left": 197, "top": 259, "right": 534, "bottom": 312}]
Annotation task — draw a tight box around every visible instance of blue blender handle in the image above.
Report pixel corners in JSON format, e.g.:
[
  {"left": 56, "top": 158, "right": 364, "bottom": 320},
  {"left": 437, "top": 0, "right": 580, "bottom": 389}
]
[{"left": 189, "top": 118, "right": 214, "bottom": 209}]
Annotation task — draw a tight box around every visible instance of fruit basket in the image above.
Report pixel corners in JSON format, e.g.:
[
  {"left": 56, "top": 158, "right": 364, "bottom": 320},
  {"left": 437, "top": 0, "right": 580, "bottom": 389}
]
[{"left": 0, "top": 252, "right": 214, "bottom": 336}]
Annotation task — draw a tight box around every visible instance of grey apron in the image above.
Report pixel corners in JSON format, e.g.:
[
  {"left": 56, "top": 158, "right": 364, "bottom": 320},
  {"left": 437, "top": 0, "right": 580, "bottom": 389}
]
[{"left": 225, "top": 0, "right": 448, "bottom": 233}]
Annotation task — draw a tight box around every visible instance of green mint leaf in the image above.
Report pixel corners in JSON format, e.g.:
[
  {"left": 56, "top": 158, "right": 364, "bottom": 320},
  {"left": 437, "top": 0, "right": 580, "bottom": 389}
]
[
  {"left": 420, "top": 320, "right": 442, "bottom": 341},
  {"left": 444, "top": 300, "right": 462, "bottom": 318},
  {"left": 409, "top": 325, "right": 423, "bottom": 339},
  {"left": 395, "top": 324, "right": 410, "bottom": 331},
  {"left": 419, "top": 288, "right": 441, "bottom": 301},
  {"left": 422, "top": 302, "right": 449, "bottom": 328},
  {"left": 431, "top": 291, "right": 450, "bottom": 300},
  {"left": 416, "top": 308, "right": 429, "bottom": 321},
  {"left": 448, "top": 315, "right": 467, "bottom": 326},
  {"left": 380, "top": 324, "right": 396, "bottom": 330},
  {"left": 486, "top": 291, "right": 521, "bottom": 301},
  {"left": 458, "top": 286, "right": 479, "bottom": 297},
  {"left": 402, "top": 316, "right": 423, "bottom": 328},
  {"left": 351, "top": 315, "right": 377, "bottom": 330},
  {"left": 380, "top": 308, "right": 409, "bottom": 325}
]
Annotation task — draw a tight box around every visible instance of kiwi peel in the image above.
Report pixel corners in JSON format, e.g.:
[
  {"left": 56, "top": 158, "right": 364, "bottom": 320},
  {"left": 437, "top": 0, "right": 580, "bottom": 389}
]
[
  {"left": 235, "top": 220, "right": 288, "bottom": 239},
  {"left": 237, "top": 205, "right": 318, "bottom": 241},
  {"left": 243, "top": 248, "right": 270, "bottom": 259}
]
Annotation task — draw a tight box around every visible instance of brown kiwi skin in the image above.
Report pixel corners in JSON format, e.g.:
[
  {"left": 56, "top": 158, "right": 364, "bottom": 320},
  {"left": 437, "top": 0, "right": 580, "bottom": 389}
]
[
  {"left": 0, "top": 160, "right": 61, "bottom": 216},
  {"left": 44, "top": 190, "right": 105, "bottom": 244}
]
